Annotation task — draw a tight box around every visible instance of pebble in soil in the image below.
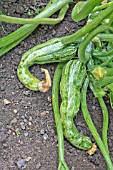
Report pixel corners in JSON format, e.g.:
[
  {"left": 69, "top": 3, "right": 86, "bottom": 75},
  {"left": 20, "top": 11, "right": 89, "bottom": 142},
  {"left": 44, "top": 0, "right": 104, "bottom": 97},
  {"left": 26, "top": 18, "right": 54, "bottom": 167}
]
[{"left": 17, "top": 159, "right": 26, "bottom": 169}]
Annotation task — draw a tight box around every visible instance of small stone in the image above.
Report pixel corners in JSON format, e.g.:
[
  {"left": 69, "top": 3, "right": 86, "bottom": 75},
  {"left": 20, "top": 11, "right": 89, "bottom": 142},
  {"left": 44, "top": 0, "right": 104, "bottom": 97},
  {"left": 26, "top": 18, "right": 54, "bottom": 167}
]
[
  {"left": 16, "top": 6, "right": 24, "bottom": 14},
  {"left": 7, "top": 130, "right": 12, "bottom": 135},
  {"left": 3, "top": 99, "right": 11, "bottom": 105},
  {"left": 18, "top": 50, "right": 23, "bottom": 55},
  {"left": 23, "top": 119, "right": 27, "bottom": 123},
  {"left": 71, "top": 167, "right": 75, "bottom": 170},
  {"left": 25, "top": 157, "right": 32, "bottom": 162},
  {"left": 48, "top": 103, "right": 52, "bottom": 107},
  {"left": 0, "top": 63, "right": 3, "bottom": 68},
  {"left": 19, "top": 140, "right": 23, "bottom": 145},
  {"left": 2, "top": 143, "right": 8, "bottom": 148},
  {"left": 24, "top": 132, "right": 29, "bottom": 137},
  {"left": 11, "top": 118, "right": 17, "bottom": 124},
  {"left": 13, "top": 109, "right": 18, "bottom": 114},
  {"left": 1, "top": 85, "right": 6, "bottom": 91},
  {"left": 40, "top": 111, "right": 49, "bottom": 117},
  {"left": 28, "top": 122, "right": 32, "bottom": 126},
  {"left": 20, "top": 123, "right": 26, "bottom": 130},
  {"left": 29, "top": 116, "right": 32, "bottom": 121},
  {"left": 19, "top": 84, "right": 24, "bottom": 89},
  {"left": 23, "top": 91, "right": 30, "bottom": 96},
  {"left": 48, "top": 96, "right": 51, "bottom": 102},
  {"left": 21, "top": 125, "right": 26, "bottom": 130},
  {"left": 12, "top": 132, "right": 16, "bottom": 135},
  {"left": 11, "top": 75, "right": 14, "bottom": 79},
  {"left": 21, "top": 116, "right": 25, "bottom": 119},
  {"left": 17, "top": 159, "right": 26, "bottom": 169},
  {"left": 12, "top": 92, "right": 15, "bottom": 95},
  {"left": 36, "top": 162, "right": 41, "bottom": 169},
  {"left": 92, "top": 106, "right": 96, "bottom": 110},
  {"left": 40, "top": 111, "right": 46, "bottom": 116},
  {"left": 0, "top": 131, "right": 7, "bottom": 143},
  {"left": 43, "top": 134, "right": 48, "bottom": 140},
  {"left": 40, "top": 129, "right": 45, "bottom": 135},
  {"left": 52, "top": 30, "right": 56, "bottom": 35}
]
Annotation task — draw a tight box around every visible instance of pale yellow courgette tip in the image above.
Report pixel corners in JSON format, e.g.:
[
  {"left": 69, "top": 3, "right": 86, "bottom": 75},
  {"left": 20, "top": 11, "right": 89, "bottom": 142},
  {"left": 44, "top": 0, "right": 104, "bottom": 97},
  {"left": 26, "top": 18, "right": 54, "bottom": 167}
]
[
  {"left": 38, "top": 68, "right": 51, "bottom": 92},
  {"left": 87, "top": 143, "right": 97, "bottom": 155}
]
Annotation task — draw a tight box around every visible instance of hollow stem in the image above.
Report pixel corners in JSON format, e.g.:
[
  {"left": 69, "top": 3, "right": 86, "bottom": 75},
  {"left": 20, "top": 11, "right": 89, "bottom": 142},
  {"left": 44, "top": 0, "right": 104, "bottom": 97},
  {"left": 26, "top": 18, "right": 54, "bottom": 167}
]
[
  {"left": 52, "top": 62, "right": 69, "bottom": 170},
  {"left": 97, "top": 33, "right": 113, "bottom": 42},
  {"left": 81, "top": 78, "right": 113, "bottom": 170},
  {"left": 0, "top": 5, "right": 69, "bottom": 25},
  {"left": 0, "top": 0, "right": 72, "bottom": 48},
  {"left": 61, "top": 4, "right": 113, "bottom": 45},
  {"left": 98, "top": 97, "right": 109, "bottom": 153},
  {"left": 93, "top": 1, "right": 112, "bottom": 13},
  {"left": 78, "top": 24, "right": 109, "bottom": 64}
]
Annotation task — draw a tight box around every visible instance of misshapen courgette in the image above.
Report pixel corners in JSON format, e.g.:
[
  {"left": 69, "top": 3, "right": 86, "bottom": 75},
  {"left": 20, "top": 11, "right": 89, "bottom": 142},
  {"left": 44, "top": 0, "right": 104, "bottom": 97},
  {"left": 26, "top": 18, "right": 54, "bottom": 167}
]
[
  {"left": 60, "top": 60, "right": 92, "bottom": 150},
  {"left": 17, "top": 38, "right": 77, "bottom": 92}
]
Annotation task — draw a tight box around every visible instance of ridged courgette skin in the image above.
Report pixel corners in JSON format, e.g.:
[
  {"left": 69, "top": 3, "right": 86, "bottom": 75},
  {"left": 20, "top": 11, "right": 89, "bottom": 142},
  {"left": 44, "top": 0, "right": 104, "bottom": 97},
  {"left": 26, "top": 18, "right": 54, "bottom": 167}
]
[
  {"left": 17, "top": 38, "right": 76, "bottom": 91},
  {"left": 60, "top": 60, "right": 92, "bottom": 150}
]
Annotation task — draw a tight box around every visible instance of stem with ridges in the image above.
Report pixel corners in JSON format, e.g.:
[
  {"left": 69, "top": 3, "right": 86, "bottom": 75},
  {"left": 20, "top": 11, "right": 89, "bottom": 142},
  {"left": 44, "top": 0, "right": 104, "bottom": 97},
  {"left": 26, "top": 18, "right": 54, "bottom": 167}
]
[
  {"left": 0, "top": 0, "right": 72, "bottom": 48},
  {"left": 52, "top": 62, "right": 69, "bottom": 170},
  {"left": 81, "top": 78, "right": 113, "bottom": 170},
  {"left": 98, "top": 97, "right": 109, "bottom": 153},
  {"left": 0, "top": 5, "right": 68, "bottom": 25},
  {"left": 61, "top": 4, "right": 113, "bottom": 44}
]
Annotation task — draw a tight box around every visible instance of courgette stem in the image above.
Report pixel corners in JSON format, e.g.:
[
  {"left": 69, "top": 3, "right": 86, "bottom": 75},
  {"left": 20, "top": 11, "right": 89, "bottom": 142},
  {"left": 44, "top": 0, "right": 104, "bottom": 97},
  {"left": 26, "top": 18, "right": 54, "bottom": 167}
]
[
  {"left": 100, "top": 57, "right": 113, "bottom": 67},
  {"left": 95, "top": 76, "right": 113, "bottom": 88},
  {"left": 52, "top": 62, "right": 69, "bottom": 170},
  {"left": 94, "top": 49, "right": 113, "bottom": 57},
  {"left": 0, "top": 3, "right": 69, "bottom": 57},
  {"left": 98, "top": 97, "right": 109, "bottom": 153},
  {"left": 0, "top": 0, "right": 72, "bottom": 48},
  {"left": 61, "top": 4, "right": 113, "bottom": 44},
  {"left": 78, "top": 25, "right": 109, "bottom": 63},
  {"left": 0, "top": 30, "right": 33, "bottom": 57},
  {"left": 93, "top": 2, "right": 112, "bottom": 13},
  {"left": 0, "top": 5, "right": 68, "bottom": 25},
  {"left": 81, "top": 78, "right": 113, "bottom": 170},
  {"left": 97, "top": 33, "right": 113, "bottom": 42}
]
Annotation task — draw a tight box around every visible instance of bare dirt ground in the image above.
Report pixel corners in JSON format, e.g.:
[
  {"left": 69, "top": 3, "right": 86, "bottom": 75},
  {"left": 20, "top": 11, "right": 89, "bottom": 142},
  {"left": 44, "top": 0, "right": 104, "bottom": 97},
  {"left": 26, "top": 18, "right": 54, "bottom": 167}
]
[{"left": 0, "top": 1, "right": 113, "bottom": 170}]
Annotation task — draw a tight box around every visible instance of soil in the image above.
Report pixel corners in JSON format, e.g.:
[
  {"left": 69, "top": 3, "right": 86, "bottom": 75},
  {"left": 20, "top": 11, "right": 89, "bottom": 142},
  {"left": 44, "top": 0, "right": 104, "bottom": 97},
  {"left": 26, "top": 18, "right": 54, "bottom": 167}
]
[{"left": 0, "top": 1, "right": 113, "bottom": 170}]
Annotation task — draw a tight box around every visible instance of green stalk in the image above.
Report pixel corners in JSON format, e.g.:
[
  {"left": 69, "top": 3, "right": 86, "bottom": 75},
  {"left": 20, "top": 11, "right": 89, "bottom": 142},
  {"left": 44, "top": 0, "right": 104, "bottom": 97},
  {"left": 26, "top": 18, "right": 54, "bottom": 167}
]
[
  {"left": 81, "top": 78, "right": 113, "bottom": 170},
  {"left": 97, "top": 33, "right": 113, "bottom": 42},
  {"left": 0, "top": 0, "right": 72, "bottom": 48},
  {"left": 98, "top": 97, "right": 109, "bottom": 153},
  {"left": 0, "top": 30, "right": 33, "bottom": 56},
  {"left": 61, "top": 3, "right": 113, "bottom": 44},
  {"left": 52, "top": 62, "right": 69, "bottom": 170},
  {"left": 93, "top": 2, "right": 112, "bottom": 13},
  {"left": 100, "top": 57, "right": 113, "bottom": 67},
  {"left": 94, "top": 56, "right": 113, "bottom": 68},
  {"left": 78, "top": 24, "right": 109, "bottom": 63},
  {"left": 95, "top": 76, "right": 113, "bottom": 88},
  {"left": 0, "top": 5, "right": 69, "bottom": 25},
  {"left": 94, "top": 48, "right": 113, "bottom": 58},
  {"left": 0, "top": 3, "right": 69, "bottom": 57}
]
